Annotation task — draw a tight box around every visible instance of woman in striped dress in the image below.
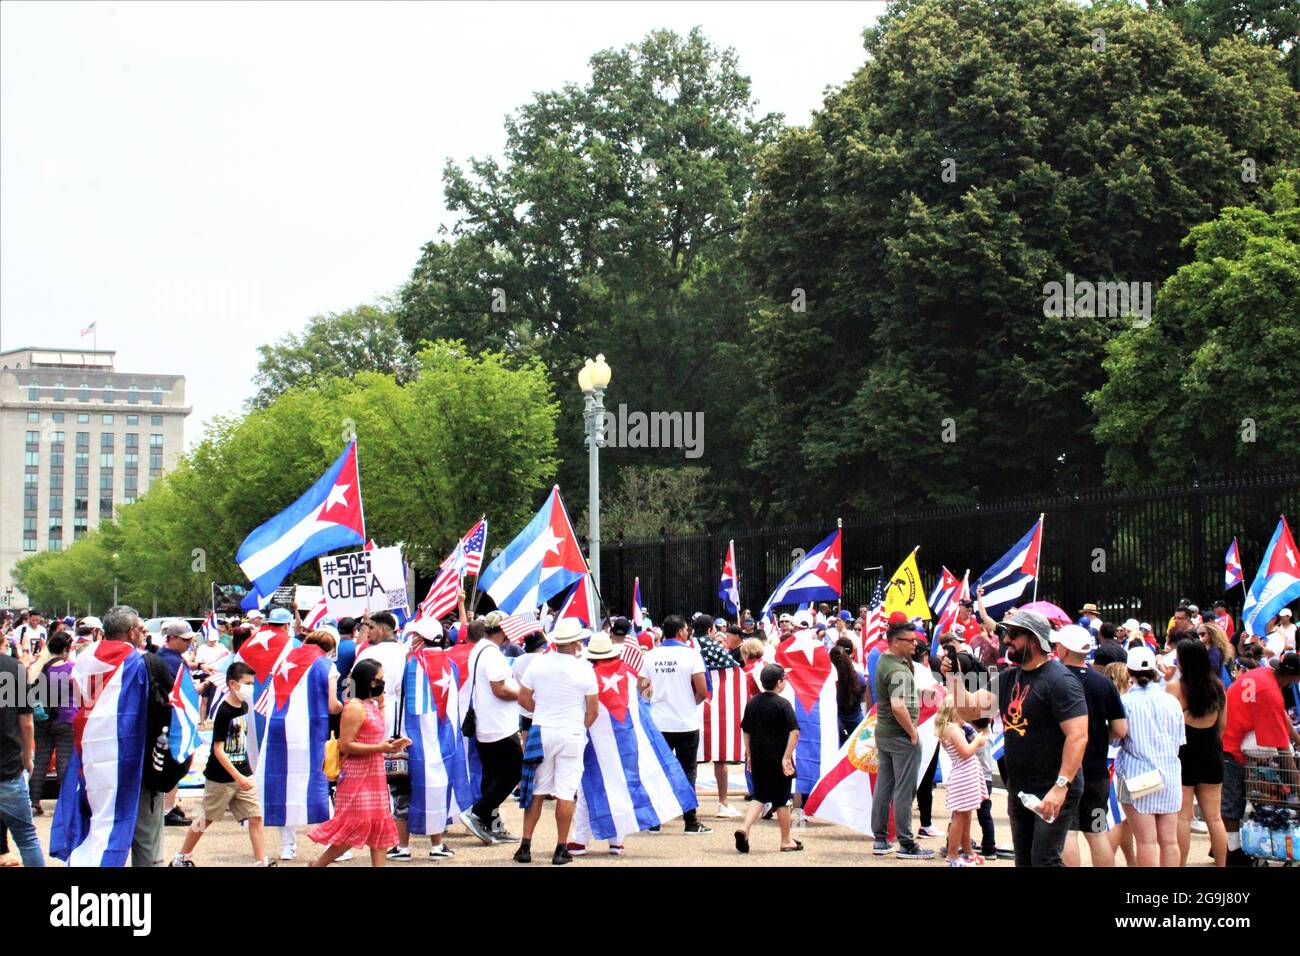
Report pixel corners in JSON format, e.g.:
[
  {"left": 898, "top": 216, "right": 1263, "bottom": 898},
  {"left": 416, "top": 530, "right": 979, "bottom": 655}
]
[
  {"left": 935, "top": 697, "right": 990, "bottom": 867},
  {"left": 1116, "top": 646, "right": 1185, "bottom": 867}
]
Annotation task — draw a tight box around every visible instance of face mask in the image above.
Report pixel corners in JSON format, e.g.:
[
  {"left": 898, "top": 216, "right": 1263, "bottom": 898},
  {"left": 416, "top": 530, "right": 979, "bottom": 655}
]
[
  {"left": 237, "top": 684, "right": 254, "bottom": 703},
  {"left": 371, "top": 680, "right": 385, "bottom": 697}
]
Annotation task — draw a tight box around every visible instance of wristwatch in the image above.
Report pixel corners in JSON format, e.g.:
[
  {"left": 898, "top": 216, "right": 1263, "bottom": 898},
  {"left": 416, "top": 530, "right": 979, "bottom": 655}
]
[{"left": 1054, "top": 775, "right": 1069, "bottom": 788}]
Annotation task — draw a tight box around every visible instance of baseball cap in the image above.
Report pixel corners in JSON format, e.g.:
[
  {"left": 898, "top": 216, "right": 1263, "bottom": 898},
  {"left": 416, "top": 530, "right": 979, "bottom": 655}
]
[
  {"left": 714, "top": 617, "right": 727, "bottom": 628},
  {"left": 1275, "top": 652, "right": 1299, "bottom": 676},
  {"left": 1279, "top": 608, "right": 1293, "bottom": 618},
  {"left": 1139, "top": 622, "right": 1153, "bottom": 633},
  {"left": 793, "top": 610, "right": 814, "bottom": 629},
  {"left": 778, "top": 613, "right": 793, "bottom": 623},
  {"left": 408, "top": 617, "right": 443, "bottom": 641},
  {"left": 1052, "top": 624, "right": 1095, "bottom": 655},
  {"left": 1002, "top": 609, "right": 1053, "bottom": 653},
  {"left": 81, "top": 616, "right": 104, "bottom": 631},
  {"left": 1122, "top": 618, "right": 1140, "bottom": 633},
  {"left": 609, "top": 617, "right": 631, "bottom": 636},
  {"left": 267, "top": 608, "right": 293, "bottom": 625},
  {"left": 1126, "top": 646, "right": 1158, "bottom": 672},
  {"left": 838, "top": 610, "right": 853, "bottom": 622},
  {"left": 246, "top": 609, "right": 265, "bottom": 621}
]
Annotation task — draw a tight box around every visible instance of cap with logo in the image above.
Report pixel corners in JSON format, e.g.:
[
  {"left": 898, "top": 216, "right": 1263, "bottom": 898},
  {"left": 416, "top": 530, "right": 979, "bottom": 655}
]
[
  {"left": 1052, "top": 623, "right": 1095, "bottom": 655},
  {"left": 1126, "top": 645, "right": 1158, "bottom": 673}
]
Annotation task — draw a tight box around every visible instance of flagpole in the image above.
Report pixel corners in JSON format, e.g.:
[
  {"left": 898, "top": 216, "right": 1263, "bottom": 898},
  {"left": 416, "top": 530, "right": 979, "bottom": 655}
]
[
  {"left": 1032, "top": 512, "right": 1045, "bottom": 603},
  {"left": 837, "top": 518, "right": 843, "bottom": 615},
  {"left": 350, "top": 435, "right": 369, "bottom": 544}
]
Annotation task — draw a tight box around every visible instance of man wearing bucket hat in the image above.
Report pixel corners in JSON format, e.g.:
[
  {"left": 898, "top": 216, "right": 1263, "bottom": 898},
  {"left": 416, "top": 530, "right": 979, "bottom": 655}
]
[
  {"left": 1052, "top": 624, "right": 1127, "bottom": 867},
  {"left": 996, "top": 609, "right": 1088, "bottom": 866},
  {"left": 513, "top": 619, "right": 598, "bottom": 865}
]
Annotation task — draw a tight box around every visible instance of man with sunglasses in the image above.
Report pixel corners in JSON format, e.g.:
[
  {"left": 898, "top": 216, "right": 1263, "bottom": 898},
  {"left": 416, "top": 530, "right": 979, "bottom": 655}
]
[
  {"left": 870, "top": 612, "right": 935, "bottom": 859},
  {"left": 995, "top": 609, "right": 1088, "bottom": 866}
]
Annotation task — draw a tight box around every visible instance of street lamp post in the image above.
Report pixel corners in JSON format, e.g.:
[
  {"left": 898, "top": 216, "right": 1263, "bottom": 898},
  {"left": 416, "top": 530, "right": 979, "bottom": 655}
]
[
  {"left": 112, "top": 551, "right": 119, "bottom": 606},
  {"left": 578, "top": 354, "right": 612, "bottom": 593}
]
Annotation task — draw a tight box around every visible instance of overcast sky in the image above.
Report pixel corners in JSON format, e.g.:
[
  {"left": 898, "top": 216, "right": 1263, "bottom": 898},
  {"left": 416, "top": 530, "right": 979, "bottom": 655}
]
[{"left": 1, "top": 1, "right": 885, "bottom": 443}]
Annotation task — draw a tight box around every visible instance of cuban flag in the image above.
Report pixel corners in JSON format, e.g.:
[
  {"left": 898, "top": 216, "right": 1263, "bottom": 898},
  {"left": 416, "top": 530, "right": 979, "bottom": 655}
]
[
  {"left": 200, "top": 612, "right": 222, "bottom": 644},
  {"left": 928, "top": 567, "right": 960, "bottom": 624},
  {"left": 976, "top": 516, "right": 1043, "bottom": 619},
  {"left": 405, "top": 648, "right": 471, "bottom": 835},
  {"left": 773, "top": 629, "right": 840, "bottom": 794},
  {"left": 1224, "top": 537, "right": 1244, "bottom": 591},
  {"left": 1105, "top": 744, "right": 1126, "bottom": 829},
  {"left": 631, "top": 578, "right": 645, "bottom": 633},
  {"left": 719, "top": 540, "right": 740, "bottom": 615},
  {"left": 761, "top": 528, "right": 842, "bottom": 616},
  {"left": 477, "top": 486, "right": 587, "bottom": 614},
  {"left": 301, "top": 596, "right": 330, "bottom": 631},
  {"left": 237, "top": 625, "right": 296, "bottom": 772},
  {"left": 446, "top": 642, "right": 483, "bottom": 803},
  {"left": 168, "top": 666, "right": 202, "bottom": 764},
  {"left": 254, "top": 644, "right": 332, "bottom": 827},
  {"left": 50, "top": 641, "right": 149, "bottom": 867},
  {"left": 573, "top": 659, "right": 698, "bottom": 842},
  {"left": 697, "top": 666, "right": 748, "bottom": 763},
  {"left": 551, "top": 574, "right": 598, "bottom": 630},
  {"left": 932, "top": 570, "right": 971, "bottom": 652},
  {"left": 236, "top": 441, "right": 367, "bottom": 610},
  {"left": 803, "top": 690, "right": 941, "bottom": 835},
  {"left": 1242, "top": 516, "right": 1300, "bottom": 637}
]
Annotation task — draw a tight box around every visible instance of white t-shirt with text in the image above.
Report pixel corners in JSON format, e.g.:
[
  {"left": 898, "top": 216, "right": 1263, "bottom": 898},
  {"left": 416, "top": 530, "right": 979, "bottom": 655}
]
[{"left": 645, "top": 641, "right": 706, "bottom": 733}]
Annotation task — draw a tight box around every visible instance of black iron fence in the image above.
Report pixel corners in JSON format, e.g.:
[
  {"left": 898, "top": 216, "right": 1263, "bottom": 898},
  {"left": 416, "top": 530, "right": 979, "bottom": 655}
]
[{"left": 597, "top": 472, "right": 1300, "bottom": 626}]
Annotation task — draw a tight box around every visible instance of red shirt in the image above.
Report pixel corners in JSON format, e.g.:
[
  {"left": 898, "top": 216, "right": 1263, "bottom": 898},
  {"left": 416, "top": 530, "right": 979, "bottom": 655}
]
[
  {"left": 1223, "top": 666, "right": 1292, "bottom": 763},
  {"left": 1215, "top": 612, "right": 1235, "bottom": 639}
]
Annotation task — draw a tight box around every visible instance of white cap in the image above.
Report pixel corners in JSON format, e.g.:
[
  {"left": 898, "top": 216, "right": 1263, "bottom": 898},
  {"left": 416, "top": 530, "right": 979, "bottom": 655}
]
[
  {"left": 778, "top": 613, "right": 793, "bottom": 623},
  {"left": 1052, "top": 624, "right": 1095, "bottom": 655},
  {"left": 1279, "top": 608, "right": 1293, "bottom": 618},
  {"left": 1122, "top": 618, "right": 1140, "bottom": 633},
  {"left": 80, "top": 616, "right": 104, "bottom": 631},
  {"left": 793, "top": 610, "right": 814, "bottom": 629},
  {"left": 246, "top": 609, "right": 265, "bottom": 620},
  {"left": 1126, "top": 645, "right": 1158, "bottom": 672},
  {"left": 408, "top": 617, "right": 444, "bottom": 641},
  {"left": 1139, "top": 622, "right": 1153, "bottom": 632}
]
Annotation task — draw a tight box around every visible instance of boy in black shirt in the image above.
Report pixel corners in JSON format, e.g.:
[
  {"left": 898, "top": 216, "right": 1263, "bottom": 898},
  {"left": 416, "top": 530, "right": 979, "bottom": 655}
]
[
  {"left": 170, "top": 662, "right": 273, "bottom": 867},
  {"left": 734, "top": 664, "right": 801, "bottom": 854}
]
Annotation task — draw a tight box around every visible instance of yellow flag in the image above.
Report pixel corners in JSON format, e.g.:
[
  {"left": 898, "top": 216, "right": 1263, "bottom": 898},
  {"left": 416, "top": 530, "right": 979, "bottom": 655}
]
[{"left": 883, "top": 549, "right": 931, "bottom": 620}]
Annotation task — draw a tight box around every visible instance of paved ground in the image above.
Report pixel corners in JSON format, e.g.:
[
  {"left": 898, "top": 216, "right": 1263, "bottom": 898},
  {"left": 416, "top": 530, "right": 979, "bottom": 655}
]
[{"left": 23, "top": 784, "right": 1216, "bottom": 868}]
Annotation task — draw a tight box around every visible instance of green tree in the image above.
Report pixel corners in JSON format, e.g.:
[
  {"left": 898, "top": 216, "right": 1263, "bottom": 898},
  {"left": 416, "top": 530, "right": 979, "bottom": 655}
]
[
  {"left": 576, "top": 465, "right": 718, "bottom": 542},
  {"left": 1090, "top": 174, "right": 1300, "bottom": 480},
  {"left": 740, "top": 0, "right": 1300, "bottom": 520},
  {"left": 1152, "top": 0, "right": 1300, "bottom": 87},
  {"left": 250, "top": 302, "right": 412, "bottom": 409},
  {"left": 396, "top": 28, "right": 782, "bottom": 527}
]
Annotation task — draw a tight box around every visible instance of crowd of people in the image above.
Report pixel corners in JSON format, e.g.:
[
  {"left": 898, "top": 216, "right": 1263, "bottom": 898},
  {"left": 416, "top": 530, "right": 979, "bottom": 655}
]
[{"left": 0, "top": 589, "right": 1296, "bottom": 868}]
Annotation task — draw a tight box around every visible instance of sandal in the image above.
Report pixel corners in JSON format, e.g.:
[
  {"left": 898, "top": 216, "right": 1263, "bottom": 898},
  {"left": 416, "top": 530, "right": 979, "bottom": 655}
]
[
  {"left": 734, "top": 830, "right": 749, "bottom": 854},
  {"left": 780, "top": 840, "right": 804, "bottom": 852}
]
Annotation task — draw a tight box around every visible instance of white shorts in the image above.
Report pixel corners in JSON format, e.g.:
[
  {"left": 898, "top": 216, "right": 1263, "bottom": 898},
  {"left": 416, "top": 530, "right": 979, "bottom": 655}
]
[{"left": 534, "top": 728, "right": 586, "bottom": 801}]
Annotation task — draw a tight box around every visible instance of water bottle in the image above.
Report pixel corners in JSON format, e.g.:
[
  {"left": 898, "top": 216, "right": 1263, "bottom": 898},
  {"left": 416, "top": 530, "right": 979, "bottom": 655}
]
[{"left": 1018, "top": 791, "right": 1051, "bottom": 821}]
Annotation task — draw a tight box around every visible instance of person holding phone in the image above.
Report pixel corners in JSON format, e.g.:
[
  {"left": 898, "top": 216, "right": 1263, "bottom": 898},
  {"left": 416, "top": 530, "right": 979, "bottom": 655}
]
[{"left": 308, "top": 659, "right": 410, "bottom": 867}]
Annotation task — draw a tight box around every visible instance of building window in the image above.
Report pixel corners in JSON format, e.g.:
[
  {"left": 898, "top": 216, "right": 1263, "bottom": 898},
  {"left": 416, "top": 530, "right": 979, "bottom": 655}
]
[
  {"left": 102, "top": 414, "right": 114, "bottom": 425},
  {"left": 50, "top": 496, "right": 62, "bottom": 513},
  {"left": 23, "top": 537, "right": 36, "bottom": 552},
  {"left": 79, "top": 383, "right": 90, "bottom": 402},
  {"left": 77, "top": 413, "right": 89, "bottom": 424},
  {"left": 52, "top": 431, "right": 64, "bottom": 444},
  {"left": 26, "top": 430, "right": 39, "bottom": 444},
  {"left": 25, "top": 473, "right": 37, "bottom": 487},
  {"left": 127, "top": 414, "right": 138, "bottom": 425},
  {"left": 149, "top": 433, "right": 163, "bottom": 447},
  {"left": 100, "top": 453, "right": 115, "bottom": 468},
  {"left": 24, "top": 492, "right": 37, "bottom": 511},
  {"left": 125, "top": 433, "right": 139, "bottom": 448},
  {"left": 74, "top": 516, "right": 87, "bottom": 538},
  {"left": 101, "top": 433, "right": 114, "bottom": 449},
  {"left": 48, "top": 539, "right": 63, "bottom": 552},
  {"left": 53, "top": 412, "right": 64, "bottom": 423},
  {"left": 26, "top": 411, "right": 38, "bottom": 422},
  {"left": 24, "top": 517, "right": 37, "bottom": 533},
  {"left": 24, "top": 451, "right": 39, "bottom": 467},
  {"left": 53, "top": 381, "right": 65, "bottom": 401},
  {"left": 127, "top": 384, "right": 138, "bottom": 404},
  {"left": 75, "top": 496, "right": 88, "bottom": 515},
  {"left": 49, "top": 452, "right": 64, "bottom": 468},
  {"left": 152, "top": 385, "right": 163, "bottom": 405},
  {"left": 150, "top": 415, "right": 163, "bottom": 426},
  {"left": 124, "top": 452, "right": 139, "bottom": 468},
  {"left": 28, "top": 381, "right": 39, "bottom": 401},
  {"left": 103, "top": 385, "right": 114, "bottom": 403},
  {"left": 150, "top": 456, "right": 163, "bottom": 475}
]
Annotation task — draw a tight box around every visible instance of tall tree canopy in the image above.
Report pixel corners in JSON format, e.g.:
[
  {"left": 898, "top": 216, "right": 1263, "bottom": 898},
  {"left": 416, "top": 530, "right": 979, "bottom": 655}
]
[
  {"left": 740, "top": 0, "right": 1300, "bottom": 520},
  {"left": 396, "top": 28, "right": 783, "bottom": 525}
]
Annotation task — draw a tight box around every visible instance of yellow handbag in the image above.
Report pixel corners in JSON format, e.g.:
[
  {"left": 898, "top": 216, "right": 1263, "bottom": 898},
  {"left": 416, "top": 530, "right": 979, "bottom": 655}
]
[{"left": 323, "top": 733, "right": 341, "bottom": 781}]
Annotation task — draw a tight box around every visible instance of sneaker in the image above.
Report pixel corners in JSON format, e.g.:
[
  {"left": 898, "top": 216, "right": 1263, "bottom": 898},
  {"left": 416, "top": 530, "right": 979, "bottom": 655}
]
[
  {"left": 872, "top": 840, "right": 896, "bottom": 856},
  {"left": 715, "top": 804, "right": 743, "bottom": 819},
  {"left": 946, "top": 856, "right": 972, "bottom": 867},
  {"left": 491, "top": 828, "right": 520, "bottom": 844},
  {"left": 252, "top": 859, "right": 277, "bottom": 868},
  {"left": 513, "top": 844, "right": 532, "bottom": 864},
  {"left": 164, "top": 807, "right": 191, "bottom": 827},
  {"left": 995, "top": 847, "right": 1016, "bottom": 860},
  {"left": 646, "top": 825, "right": 661, "bottom": 834},
  {"left": 684, "top": 823, "right": 713, "bottom": 835},
  {"left": 979, "top": 847, "right": 999, "bottom": 860},
  {"left": 961, "top": 853, "right": 985, "bottom": 866},
  {"left": 566, "top": 843, "right": 589, "bottom": 857},
  {"left": 608, "top": 843, "right": 625, "bottom": 856},
  {"left": 338, "top": 850, "right": 354, "bottom": 861},
  {"left": 30, "top": 803, "right": 43, "bottom": 817},
  {"left": 552, "top": 846, "right": 574, "bottom": 866},
  {"left": 897, "top": 843, "right": 936, "bottom": 860},
  {"left": 169, "top": 856, "right": 195, "bottom": 867},
  {"left": 461, "top": 809, "right": 495, "bottom": 845},
  {"left": 386, "top": 846, "right": 412, "bottom": 861},
  {"left": 279, "top": 845, "right": 297, "bottom": 861},
  {"left": 1189, "top": 819, "right": 1209, "bottom": 834},
  {"left": 428, "top": 845, "right": 455, "bottom": 860},
  {"left": 916, "top": 825, "right": 941, "bottom": 838}
]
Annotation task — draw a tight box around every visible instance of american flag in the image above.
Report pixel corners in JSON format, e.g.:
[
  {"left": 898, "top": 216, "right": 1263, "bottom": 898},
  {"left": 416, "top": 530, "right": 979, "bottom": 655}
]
[
  {"left": 415, "top": 517, "right": 489, "bottom": 623},
  {"left": 501, "top": 612, "right": 543, "bottom": 644},
  {"left": 697, "top": 667, "right": 747, "bottom": 762},
  {"left": 618, "top": 639, "right": 644, "bottom": 676},
  {"left": 859, "top": 577, "right": 886, "bottom": 667}
]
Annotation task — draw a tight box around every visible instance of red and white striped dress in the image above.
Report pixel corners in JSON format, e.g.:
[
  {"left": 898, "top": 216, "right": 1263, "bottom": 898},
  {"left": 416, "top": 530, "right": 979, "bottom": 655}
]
[{"left": 940, "top": 727, "right": 988, "bottom": 812}]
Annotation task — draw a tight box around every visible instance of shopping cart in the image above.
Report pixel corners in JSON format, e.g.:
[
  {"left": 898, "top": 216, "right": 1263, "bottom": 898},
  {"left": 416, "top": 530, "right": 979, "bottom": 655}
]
[{"left": 1240, "top": 748, "right": 1299, "bottom": 866}]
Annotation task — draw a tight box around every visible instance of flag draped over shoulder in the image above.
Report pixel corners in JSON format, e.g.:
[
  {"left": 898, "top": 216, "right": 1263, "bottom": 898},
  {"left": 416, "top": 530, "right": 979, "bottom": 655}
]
[
  {"left": 773, "top": 630, "right": 840, "bottom": 794},
  {"left": 574, "top": 660, "right": 698, "bottom": 842},
  {"left": 697, "top": 666, "right": 747, "bottom": 763},
  {"left": 168, "top": 666, "right": 202, "bottom": 763},
  {"left": 254, "top": 644, "right": 332, "bottom": 827},
  {"left": 404, "top": 648, "right": 471, "bottom": 835},
  {"left": 50, "top": 641, "right": 149, "bottom": 866},
  {"left": 236, "top": 624, "right": 295, "bottom": 772}
]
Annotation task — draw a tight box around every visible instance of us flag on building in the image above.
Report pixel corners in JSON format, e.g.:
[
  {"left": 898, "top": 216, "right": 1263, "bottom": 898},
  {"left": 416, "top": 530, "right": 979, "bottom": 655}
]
[{"left": 415, "top": 517, "right": 488, "bottom": 622}]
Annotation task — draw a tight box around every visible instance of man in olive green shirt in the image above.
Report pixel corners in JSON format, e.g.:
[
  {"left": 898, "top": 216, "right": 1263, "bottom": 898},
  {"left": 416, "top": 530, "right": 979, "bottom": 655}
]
[{"left": 869, "top": 613, "right": 933, "bottom": 860}]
